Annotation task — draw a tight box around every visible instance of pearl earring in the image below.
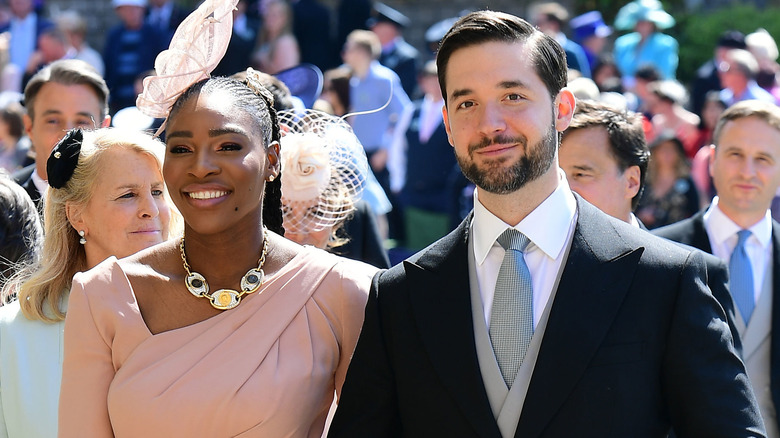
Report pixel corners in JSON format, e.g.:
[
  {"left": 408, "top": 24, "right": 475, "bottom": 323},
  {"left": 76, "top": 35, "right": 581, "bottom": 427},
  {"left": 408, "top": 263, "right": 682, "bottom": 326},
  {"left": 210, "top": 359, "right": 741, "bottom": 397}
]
[{"left": 79, "top": 230, "right": 86, "bottom": 245}]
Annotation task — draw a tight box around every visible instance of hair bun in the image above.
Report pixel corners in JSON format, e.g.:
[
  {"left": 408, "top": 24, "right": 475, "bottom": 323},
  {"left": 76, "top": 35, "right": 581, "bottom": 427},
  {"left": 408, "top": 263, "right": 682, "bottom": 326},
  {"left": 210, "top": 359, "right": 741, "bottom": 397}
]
[{"left": 47, "top": 129, "right": 83, "bottom": 189}]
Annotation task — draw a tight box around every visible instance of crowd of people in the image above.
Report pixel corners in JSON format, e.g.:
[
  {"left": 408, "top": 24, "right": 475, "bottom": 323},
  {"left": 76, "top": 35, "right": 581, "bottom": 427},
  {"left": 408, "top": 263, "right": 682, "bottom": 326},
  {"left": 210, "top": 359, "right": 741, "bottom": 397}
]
[{"left": 0, "top": 0, "right": 779, "bottom": 436}]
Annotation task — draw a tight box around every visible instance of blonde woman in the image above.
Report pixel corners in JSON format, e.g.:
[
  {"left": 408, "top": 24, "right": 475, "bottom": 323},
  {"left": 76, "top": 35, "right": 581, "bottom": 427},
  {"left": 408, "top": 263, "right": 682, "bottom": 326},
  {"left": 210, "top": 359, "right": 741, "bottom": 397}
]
[{"left": 0, "top": 127, "right": 178, "bottom": 437}]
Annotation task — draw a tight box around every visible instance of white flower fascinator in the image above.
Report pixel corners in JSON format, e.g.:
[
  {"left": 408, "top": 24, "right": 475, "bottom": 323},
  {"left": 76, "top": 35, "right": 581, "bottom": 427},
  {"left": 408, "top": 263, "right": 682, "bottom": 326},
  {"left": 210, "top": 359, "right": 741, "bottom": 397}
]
[
  {"left": 277, "top": 110, "right": 369, "bottom": 235},
  {"left": 136, "top": 0, "right": 239, "bottom": 121}
]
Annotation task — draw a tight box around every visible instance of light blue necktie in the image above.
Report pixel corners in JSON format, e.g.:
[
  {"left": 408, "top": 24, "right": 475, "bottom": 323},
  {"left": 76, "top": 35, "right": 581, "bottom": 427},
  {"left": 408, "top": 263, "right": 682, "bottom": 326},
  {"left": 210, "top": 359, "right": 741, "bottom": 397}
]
[
  {"left": 490, "top": 229, "right": 534, "bottom": 388},
  {"left": 730, "top": 229, "right": 755, "bottom": 324}
]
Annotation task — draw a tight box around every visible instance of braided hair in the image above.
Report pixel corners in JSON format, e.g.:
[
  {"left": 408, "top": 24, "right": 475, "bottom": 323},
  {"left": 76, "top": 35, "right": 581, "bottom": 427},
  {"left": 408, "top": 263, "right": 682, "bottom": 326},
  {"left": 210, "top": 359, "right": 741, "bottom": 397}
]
[{"left": 168, "top": 75, "right": 285, "bottom": 236}]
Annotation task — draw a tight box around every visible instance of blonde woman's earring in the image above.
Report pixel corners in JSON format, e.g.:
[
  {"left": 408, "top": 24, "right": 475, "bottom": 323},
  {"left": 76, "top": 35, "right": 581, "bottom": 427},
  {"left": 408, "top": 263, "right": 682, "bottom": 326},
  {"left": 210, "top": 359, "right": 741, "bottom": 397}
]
[{"left": 79, "top": 230, "right": 87, "bottom": 245}]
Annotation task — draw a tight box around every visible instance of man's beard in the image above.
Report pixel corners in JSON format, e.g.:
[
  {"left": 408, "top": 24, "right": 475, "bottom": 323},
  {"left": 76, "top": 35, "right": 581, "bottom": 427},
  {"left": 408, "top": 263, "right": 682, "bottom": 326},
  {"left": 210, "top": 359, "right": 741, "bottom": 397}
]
[{"left": 455, "top": 122, "right": 558, "bottom": 195}]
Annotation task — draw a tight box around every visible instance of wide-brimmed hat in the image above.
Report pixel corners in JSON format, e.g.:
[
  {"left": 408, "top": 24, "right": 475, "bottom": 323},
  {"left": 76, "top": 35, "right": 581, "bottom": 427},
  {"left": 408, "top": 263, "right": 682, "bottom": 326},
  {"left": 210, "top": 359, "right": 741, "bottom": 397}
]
[{"left": 614, "top": 0, "right": 675, "bottom": 31}]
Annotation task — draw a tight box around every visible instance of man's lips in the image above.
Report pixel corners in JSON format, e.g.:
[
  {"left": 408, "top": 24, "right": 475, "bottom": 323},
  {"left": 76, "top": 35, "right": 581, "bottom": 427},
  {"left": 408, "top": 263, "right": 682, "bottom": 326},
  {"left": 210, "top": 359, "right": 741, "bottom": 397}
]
[{"left": 474, "top": 143, "right": 518, "bottom": 156}]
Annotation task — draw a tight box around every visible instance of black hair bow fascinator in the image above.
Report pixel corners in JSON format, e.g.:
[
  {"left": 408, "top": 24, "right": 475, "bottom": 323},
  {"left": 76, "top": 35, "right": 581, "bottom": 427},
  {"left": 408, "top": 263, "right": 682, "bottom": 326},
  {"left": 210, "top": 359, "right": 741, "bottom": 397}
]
[{"left": 47, "top": 128, "right": 83, "bottom": 189}]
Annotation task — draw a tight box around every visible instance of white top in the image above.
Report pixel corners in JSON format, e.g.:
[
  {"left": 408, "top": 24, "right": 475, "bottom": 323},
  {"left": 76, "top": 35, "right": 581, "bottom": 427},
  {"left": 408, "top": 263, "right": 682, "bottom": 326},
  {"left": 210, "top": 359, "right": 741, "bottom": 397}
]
[
  {"left": 472, "top": 170, "right": 577, "bottom": 329},
  {"left": 703, "top": 196, "right": 773, "bottom": 303},
  {"left": 0, "top": 300, "right": 66, "bottom": 438}
]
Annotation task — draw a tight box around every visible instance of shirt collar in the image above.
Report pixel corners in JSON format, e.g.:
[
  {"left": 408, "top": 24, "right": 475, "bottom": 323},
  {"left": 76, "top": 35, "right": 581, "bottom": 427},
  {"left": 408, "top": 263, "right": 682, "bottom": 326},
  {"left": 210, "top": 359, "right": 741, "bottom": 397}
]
[
  {"left": 704, "top": 196, "right": 773, "bottom": 248},
  {"left": 473, "top": 170, "right": 576, "bottom": 265},
  {"left": 31, "top": 167, "right": 48, "bottom": 197}
]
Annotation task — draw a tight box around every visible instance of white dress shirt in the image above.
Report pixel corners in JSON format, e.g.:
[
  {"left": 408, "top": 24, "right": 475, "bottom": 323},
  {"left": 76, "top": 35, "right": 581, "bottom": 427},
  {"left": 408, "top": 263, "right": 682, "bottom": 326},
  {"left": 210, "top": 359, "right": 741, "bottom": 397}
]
[
  {"left": 472, "top": 171, "right": 578, "bottom": 329},
  {"left": 31, "top": 169, "right": 48, "bottom": 200},
  {"left": 704, "top": 196, "right": 773, "bottom": 304}
]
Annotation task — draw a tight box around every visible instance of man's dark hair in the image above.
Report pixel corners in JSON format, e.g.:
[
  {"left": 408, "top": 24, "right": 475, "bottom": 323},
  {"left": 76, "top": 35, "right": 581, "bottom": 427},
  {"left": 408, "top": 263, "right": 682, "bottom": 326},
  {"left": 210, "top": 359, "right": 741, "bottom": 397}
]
[
  {"left": 563, "top": 99, "right": 649, "bottom": 210},
  {"left": 436, "top": 10, "right": 568, "bottom": 103}
]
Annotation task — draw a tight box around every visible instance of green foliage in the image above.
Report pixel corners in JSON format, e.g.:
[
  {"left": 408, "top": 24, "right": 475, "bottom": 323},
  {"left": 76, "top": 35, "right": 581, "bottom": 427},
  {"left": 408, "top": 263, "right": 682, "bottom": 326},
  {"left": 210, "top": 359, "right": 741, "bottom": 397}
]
[{"left": 676, "top": 5, "right": 780, "bottom": 83}]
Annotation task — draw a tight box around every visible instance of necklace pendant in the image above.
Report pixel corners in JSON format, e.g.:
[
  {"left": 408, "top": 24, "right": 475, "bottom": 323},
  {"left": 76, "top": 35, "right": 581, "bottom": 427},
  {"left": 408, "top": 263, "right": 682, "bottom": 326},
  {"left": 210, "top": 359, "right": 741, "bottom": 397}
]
[
  {"left": 241, "top": 268, "right": 265, "bottom": 294},
  {"left": 185, "top": 272, "right": 209, "bottom": 297},
  {"left": 210, "top": 289, "right": 241, "bottom": 310}
]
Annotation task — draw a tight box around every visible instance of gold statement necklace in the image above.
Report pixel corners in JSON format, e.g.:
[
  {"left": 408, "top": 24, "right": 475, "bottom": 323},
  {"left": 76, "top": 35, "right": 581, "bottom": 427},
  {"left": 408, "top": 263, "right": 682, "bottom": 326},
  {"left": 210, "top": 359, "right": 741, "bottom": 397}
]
[{"left": 180, "top": 227, "right": 269, "bottom": 310}]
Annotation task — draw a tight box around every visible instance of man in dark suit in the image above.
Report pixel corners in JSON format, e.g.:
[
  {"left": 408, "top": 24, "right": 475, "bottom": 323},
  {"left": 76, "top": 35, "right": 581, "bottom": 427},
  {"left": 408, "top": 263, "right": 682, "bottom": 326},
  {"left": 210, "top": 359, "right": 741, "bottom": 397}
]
[
  {"left": 13, "top": 60, "right": 110, "bottom": 211},
  {"left": 560, "top": 99, "right": 741, "bottom": 351},
  {"left": 368, "top": 3, "right": 420, "bottom": 98},
  {"left": 654, "top": 99, "right": 780, "bottom": 437},
  {"left": 329, "top": 11, "right": 764, "bottom": 437},
  {"left": 145, "top": 0, "right": 191, "bottom": 43}
]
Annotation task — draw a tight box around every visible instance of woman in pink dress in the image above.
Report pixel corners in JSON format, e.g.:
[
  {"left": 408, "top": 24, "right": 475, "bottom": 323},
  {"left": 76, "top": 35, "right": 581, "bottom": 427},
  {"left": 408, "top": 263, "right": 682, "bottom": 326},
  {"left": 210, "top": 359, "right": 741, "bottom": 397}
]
[{"left": 57, "top": 69, "right": 378, "bottom": 437}]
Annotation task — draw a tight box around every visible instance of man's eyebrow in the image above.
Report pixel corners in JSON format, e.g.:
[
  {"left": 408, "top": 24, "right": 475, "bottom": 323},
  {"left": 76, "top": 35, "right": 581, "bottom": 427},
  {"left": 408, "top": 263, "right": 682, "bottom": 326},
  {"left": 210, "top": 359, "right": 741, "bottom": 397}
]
[
  {"left": 571, "top": 164, "right": 595, "bottom": 171},
  {"left": 450, "top": 88, "right": 473, "bottom": 100},
  {"left": 450, "top": 80, "right": 530, "bottom": 100},
  {"left": 498, "top": 80, "right": 529, "bottom": 90}
]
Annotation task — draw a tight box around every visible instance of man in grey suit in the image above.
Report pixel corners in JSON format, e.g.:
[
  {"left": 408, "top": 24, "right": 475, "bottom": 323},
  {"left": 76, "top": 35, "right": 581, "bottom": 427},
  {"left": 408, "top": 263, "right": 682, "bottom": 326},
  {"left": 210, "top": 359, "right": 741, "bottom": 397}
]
[
  {"left": 329, "top": 11, "right": 764, "bottom": 438},
  {"left": 655, "top": 99, "right": 780, "bottom": 437}
]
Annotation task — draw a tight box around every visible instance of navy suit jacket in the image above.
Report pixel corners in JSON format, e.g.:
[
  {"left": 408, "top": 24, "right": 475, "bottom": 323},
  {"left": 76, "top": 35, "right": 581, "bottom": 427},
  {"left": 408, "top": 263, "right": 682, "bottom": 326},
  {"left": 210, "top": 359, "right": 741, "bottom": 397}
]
[
  {"left": 379, "top": 39, "right": 419, "bottom": 98},
  {"left": 654, "top": 209, "right": 780, "bottom": 418},
  {"left": 12, "top": 164, "right": 41, "bottom": 213},
  {"left": 329, "top": 196, "right": 764, "bottom": 437}
]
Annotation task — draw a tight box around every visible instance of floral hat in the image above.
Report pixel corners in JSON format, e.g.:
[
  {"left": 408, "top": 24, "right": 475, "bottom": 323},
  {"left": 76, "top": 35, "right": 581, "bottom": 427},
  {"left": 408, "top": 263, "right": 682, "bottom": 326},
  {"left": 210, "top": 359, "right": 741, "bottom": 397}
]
[{"left": 277, "top": 110, "right": 369, "bottom": 235}]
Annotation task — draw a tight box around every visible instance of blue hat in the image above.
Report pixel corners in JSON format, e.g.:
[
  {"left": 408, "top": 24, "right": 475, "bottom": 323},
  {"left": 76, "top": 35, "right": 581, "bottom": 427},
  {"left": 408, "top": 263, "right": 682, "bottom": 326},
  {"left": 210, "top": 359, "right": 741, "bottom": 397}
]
[
  {"left": 425, "top": 16, "right": 460, "bottom": 45},
  {"left": 614, "top": 0, "right": 675, "bottom": 31},
  {"left": 274, "top": 64, "right": 324, "bottom": 109},
  {"left": 570, "top": 11, "right": 612, "bottom": 43},
  {"left": 367, "top": 3, "right": 410, "bottom": 29}
]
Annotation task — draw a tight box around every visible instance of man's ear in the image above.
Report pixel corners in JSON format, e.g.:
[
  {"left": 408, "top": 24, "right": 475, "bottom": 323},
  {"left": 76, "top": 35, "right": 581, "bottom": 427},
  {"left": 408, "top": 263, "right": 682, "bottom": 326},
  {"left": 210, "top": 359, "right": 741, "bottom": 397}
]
[
  {"left": 442, "top": 104, "right": 454, "bottom": 147},
  {"left": 23, "top": 113, "right": 33, "bottom": 138},
  {"left": 707, "top": 144, "right": 716, "bottom": 178},
  {"left": 625, "top": 165, "right": 641, "bottom": 200},
  {"left": 554, "top": 88, "right": 576, "bottom": 133}
]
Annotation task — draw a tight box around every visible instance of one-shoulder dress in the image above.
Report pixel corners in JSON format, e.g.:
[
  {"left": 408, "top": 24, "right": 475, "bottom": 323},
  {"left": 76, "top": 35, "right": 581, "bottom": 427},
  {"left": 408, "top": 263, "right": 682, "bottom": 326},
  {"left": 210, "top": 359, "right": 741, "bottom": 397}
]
[{"left": 58, "top": 246, "right": 378, "bottom": 437}]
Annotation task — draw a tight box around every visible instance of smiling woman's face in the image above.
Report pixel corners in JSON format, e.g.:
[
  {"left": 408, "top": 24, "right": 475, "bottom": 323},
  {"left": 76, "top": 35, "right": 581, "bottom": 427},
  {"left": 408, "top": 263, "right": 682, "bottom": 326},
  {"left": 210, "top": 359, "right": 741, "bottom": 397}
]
[
  {"left": 163, "top": 89, "right": 275, "bottom": 236},
  {"left": 74, "top": 147, "right": 170, "bottom": 268}
]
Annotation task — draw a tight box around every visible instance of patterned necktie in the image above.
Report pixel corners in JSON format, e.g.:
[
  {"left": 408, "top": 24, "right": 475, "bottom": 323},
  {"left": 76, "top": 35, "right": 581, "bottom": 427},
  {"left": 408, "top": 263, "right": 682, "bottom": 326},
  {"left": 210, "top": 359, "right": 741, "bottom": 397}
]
[
  {"left": 730, "top": 229, "right": 755, "bottom": 324},
  {"left": 489, "top": 228, "right": 534, "bottom": 388}
]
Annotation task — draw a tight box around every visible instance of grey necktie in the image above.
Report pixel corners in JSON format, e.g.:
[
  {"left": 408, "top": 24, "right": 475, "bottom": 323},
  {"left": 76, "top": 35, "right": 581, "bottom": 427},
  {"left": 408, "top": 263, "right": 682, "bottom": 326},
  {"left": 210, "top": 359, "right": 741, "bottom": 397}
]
[
  {"left": 730, "top": 229, "right": 755, "bottom": 323},
  {"left": 490, "top": 228, "right": 534, "bottom": 388}
]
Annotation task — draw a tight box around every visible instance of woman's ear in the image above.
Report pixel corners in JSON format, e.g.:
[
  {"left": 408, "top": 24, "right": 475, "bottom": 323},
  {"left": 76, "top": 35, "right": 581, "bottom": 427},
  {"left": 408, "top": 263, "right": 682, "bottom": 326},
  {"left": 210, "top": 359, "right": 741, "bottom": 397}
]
[
  {"left": 266, "top": 141, "right": 281, "bottom": 180},
  {"left": 65, "top": 202, "right": 86, "bottom": 232}
]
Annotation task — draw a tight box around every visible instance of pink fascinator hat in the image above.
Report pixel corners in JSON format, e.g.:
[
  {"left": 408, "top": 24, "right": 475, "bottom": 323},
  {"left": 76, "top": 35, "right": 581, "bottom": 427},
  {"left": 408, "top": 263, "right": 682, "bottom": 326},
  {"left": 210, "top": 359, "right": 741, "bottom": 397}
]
[{"left": 137, "top": 0, "right": 239, "bottom": 122}]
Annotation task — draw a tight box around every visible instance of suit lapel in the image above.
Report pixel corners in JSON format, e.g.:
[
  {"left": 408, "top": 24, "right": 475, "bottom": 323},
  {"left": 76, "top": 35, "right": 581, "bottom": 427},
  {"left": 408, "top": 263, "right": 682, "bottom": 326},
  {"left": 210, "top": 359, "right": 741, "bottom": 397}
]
[
  {"left": 515, "top": 199, "right": 644, "bottom": 437},
  {"left": 690, "top": 211, "right": 713, "bottom": 253},
  {"left": 770, "top": 222, "right": 780, "bottom": 411},
  {"left": 407, "top": 217, "right": 503, "bottom": 438}
]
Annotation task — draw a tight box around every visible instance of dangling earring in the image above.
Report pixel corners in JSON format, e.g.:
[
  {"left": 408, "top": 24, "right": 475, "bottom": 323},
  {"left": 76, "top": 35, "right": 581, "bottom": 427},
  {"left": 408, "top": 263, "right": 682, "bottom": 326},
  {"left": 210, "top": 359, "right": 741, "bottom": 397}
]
[{"left": 79, "top": 230, "right": 86, "bottom": 245}]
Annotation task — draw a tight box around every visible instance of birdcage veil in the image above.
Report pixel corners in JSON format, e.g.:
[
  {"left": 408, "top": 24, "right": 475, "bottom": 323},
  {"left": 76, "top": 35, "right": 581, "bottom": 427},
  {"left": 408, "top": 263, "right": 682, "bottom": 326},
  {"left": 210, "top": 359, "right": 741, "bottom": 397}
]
[
  {"left": 277, "top": 109, "right": 369, "bottom": 235},
  {"left": 136, "top": 0, "right": 239, "bottom": 124}
]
